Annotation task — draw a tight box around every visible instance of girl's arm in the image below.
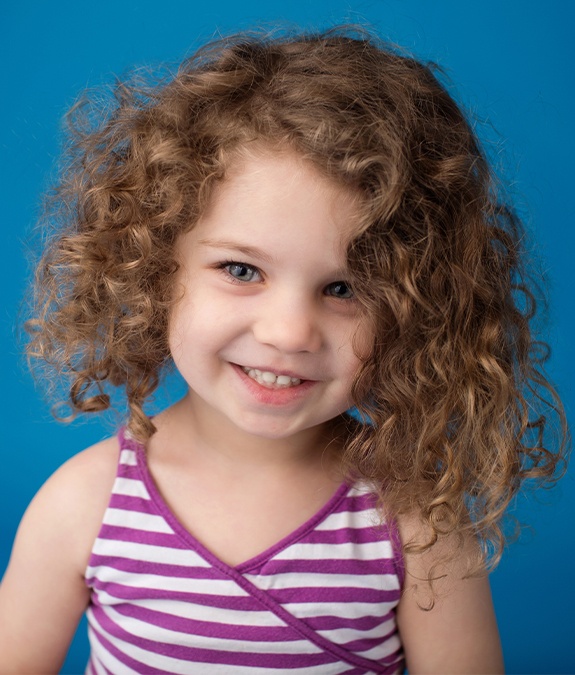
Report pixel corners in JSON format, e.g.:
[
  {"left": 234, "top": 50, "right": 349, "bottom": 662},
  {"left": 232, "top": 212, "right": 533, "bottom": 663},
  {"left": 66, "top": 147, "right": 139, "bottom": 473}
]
[
  {"left": 0, "top": 438, "right": 118, "bottom": 674},
  {"left": 396, "top": 515, "right": 504, "bottom": 674}
]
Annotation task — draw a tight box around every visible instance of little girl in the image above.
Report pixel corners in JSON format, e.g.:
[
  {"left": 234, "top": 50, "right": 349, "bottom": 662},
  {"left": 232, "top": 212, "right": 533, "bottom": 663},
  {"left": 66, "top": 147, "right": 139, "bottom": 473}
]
[{"left": 0, "top": 27, "right": 568, "bottom": 674}]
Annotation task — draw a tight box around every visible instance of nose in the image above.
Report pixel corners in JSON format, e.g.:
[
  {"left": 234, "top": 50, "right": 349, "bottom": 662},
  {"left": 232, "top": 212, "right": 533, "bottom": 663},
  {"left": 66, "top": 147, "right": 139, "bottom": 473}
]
[{"left": 252, "top": 291, "right": 323, "bottom": 354}]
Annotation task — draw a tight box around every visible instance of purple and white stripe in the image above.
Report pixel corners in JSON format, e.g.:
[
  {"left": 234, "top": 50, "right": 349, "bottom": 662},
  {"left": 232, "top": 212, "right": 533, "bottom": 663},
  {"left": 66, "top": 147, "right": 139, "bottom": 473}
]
[{"left": 84, "top": 434, "right": 405, "bottom": 674}]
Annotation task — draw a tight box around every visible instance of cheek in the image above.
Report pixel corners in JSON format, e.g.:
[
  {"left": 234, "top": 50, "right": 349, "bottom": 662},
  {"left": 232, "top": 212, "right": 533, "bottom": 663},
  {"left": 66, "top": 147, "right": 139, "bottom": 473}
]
[
  {"left": 344, "top": 316, "right": 374, "bottom": 368},
  {"left": 167, "top": 276, "right": 188, "bottom": 349},
  {"left": 168, "top": 289, "right": 236, "bottom": 359},
  {"left": 167, "top": 315, "right": 186, "bottom": 364},
  {"left": 167, "top": 293, "right": 198, "bottom": 360},
  {"left": 335, "top": 338, "right": 368, "bottom": 394}
]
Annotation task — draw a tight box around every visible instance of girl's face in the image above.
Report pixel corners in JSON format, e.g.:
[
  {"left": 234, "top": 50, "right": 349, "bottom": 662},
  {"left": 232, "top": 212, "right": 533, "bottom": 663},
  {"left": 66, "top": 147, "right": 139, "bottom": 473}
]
[{"left": 169, "top": 147, "right": 372, "bottom": 442}]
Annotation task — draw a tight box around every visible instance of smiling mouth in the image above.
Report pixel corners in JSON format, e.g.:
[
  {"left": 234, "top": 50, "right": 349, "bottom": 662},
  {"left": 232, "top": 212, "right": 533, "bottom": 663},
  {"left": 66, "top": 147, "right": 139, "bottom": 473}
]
[{"left": 241, "top": 366, "right": 302, "bottom": 389}]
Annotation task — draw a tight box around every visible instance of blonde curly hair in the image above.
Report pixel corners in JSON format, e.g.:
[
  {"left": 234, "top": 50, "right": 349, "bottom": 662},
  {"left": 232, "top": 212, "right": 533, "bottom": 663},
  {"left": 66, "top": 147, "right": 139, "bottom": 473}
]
[{"left": 26, "top": 27, "right": 569, "bottom": 572}]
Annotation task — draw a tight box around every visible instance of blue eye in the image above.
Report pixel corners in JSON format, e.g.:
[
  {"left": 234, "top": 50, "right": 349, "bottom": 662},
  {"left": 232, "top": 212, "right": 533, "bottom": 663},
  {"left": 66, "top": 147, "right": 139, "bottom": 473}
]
[
  {"left": 325, "top": 281, "right": 354, "bottom": 299},
  {"left": 223, "top": 262, "right": 260, "bottom": 282}
]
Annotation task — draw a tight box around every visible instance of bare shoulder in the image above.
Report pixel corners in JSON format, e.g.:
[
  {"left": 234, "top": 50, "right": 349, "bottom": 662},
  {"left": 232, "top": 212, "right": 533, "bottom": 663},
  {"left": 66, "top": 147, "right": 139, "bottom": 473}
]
[
  {"left": 35, "top": 434, "right": 118, "bottom": 503},
  {"left": 58, "top": 433, "right": 120, "bottom": 490},
  {"left": 43, "top": 435, "right": 118, "bottom": 527},
  {"left": 396, "top": 510, "right": 489, "bottom": 602},
  {"left": 13, "top": 434, "right": 119, "bottom": 569},
  {"left": 395, "top": 511, "right": 504, "bottom": 674},
  {"left": 0, "top": 436, "right": 119, "bottom": 672}
]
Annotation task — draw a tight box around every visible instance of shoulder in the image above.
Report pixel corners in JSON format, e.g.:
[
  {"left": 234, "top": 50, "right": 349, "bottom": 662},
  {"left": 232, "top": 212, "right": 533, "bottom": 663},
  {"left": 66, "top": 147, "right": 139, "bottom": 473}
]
[
  {"left": 35, "top": 434, "right": 119, "bottom": 507},
  {"left": 0, "top": 437, "right": 120, "bottom": 672},
  {"left": 16, "top": 434, "right": 120, "bottom": 570},
  {"left": 396, "top": 510, "right": 484, "bottom": 610},
  {"left": 395, "top": 511, "right": 504, "bottom": 673},
  {"left": 59, "top": 433, "right": 120, "bottom": 488}
]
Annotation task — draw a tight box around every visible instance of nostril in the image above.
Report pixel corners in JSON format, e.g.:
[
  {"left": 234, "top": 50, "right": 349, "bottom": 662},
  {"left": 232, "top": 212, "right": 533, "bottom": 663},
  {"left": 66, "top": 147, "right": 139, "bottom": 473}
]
[{"left": 253, "top": 320, "right": 321, "bottom": 353}]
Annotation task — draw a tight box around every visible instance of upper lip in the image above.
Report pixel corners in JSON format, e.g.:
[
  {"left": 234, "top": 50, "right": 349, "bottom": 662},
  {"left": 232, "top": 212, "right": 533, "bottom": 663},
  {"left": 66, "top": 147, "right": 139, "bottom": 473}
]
[{"left": 235, "top": 363, "right": 313, "bottom": 381}]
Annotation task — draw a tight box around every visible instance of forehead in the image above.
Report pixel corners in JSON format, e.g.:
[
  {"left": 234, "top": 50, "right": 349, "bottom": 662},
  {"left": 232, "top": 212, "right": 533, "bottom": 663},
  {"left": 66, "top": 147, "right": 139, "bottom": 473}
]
[{"left": 193, "top": 147, "right": 361, "bottom": 254}]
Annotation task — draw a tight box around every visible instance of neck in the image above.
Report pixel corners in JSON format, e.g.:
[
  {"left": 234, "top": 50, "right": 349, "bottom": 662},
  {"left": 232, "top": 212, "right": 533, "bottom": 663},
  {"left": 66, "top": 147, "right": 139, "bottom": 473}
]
[{"left": 154, "top": 391, "right": 343, "bottom": 475}]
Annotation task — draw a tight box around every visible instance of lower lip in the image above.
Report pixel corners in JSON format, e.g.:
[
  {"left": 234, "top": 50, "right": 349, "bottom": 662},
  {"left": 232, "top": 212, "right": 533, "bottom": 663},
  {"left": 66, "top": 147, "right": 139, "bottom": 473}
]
[{"left": 231, "top": 364, "right": 317, "bottom": 407}]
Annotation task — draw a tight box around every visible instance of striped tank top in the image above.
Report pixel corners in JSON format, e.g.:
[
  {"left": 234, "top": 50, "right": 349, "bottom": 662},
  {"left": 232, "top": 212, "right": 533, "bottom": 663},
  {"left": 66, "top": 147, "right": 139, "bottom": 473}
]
[{"left": 85, "top": 430, "right": 405, "bottom": 674}]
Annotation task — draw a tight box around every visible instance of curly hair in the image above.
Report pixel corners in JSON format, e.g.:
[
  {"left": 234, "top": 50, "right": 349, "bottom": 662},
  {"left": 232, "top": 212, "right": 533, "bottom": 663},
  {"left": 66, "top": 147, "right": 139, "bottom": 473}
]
[{"left": 27, "top": 26, "right": 568, "bottom": 573}]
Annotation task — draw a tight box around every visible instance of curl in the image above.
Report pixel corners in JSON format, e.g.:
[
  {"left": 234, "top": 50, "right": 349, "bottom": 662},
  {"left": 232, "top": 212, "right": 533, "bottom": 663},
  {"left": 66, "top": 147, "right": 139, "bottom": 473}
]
[{"left": 25, "top": 26, "right": 569, "bottom": 577}]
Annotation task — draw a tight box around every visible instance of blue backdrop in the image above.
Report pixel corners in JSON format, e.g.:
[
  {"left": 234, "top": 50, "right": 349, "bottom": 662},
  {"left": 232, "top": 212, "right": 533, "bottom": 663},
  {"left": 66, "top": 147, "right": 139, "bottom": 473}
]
[{"left": 1, "top": 1, "right": 573, "bottom": 672}]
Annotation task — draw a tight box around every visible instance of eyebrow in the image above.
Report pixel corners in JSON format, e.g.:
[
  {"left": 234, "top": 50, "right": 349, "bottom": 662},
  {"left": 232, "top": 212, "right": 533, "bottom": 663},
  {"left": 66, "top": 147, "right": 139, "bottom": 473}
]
[
  {"left": 197, "top": 238, "right": 275, "bottom": 264},
  {"left": 197, "top": 236, "right": 350, "bottom": 278}
]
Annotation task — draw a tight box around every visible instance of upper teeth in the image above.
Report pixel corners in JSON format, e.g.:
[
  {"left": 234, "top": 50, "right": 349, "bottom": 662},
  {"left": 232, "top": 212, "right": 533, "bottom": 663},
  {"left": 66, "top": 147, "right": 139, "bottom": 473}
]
[{"left": 242, "top": 367, "right": 301, "bottom": 388}]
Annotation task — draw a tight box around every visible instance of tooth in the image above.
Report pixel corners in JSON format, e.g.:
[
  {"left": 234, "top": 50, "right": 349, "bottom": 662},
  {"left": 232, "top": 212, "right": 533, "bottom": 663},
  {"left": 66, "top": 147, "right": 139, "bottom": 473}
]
[{"left": 241, "top": 365, "right": 302, "bottom": 388}]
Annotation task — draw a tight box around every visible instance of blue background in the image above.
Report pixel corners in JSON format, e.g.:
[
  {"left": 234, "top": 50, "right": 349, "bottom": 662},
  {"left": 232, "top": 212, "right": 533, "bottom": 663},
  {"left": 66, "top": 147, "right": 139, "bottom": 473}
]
[{"left": 1, "top": 1, "right": 573, "bottom": 673}]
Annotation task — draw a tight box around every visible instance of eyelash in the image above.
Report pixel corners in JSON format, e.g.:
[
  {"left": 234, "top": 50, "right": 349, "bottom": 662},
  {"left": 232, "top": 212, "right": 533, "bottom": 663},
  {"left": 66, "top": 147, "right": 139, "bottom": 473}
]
[
  {"left": 216, "top": 260, "right": 355, "bottom": 299},
  {"left": 217, "top": 260, "right": 262, "bottom": 284}
]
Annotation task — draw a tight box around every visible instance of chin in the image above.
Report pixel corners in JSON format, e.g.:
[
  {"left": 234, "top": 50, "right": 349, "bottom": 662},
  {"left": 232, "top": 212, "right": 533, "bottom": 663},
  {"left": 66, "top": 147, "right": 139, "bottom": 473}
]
[{"left": 229, "top": 410, "right": 341, "bottom": 442}]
